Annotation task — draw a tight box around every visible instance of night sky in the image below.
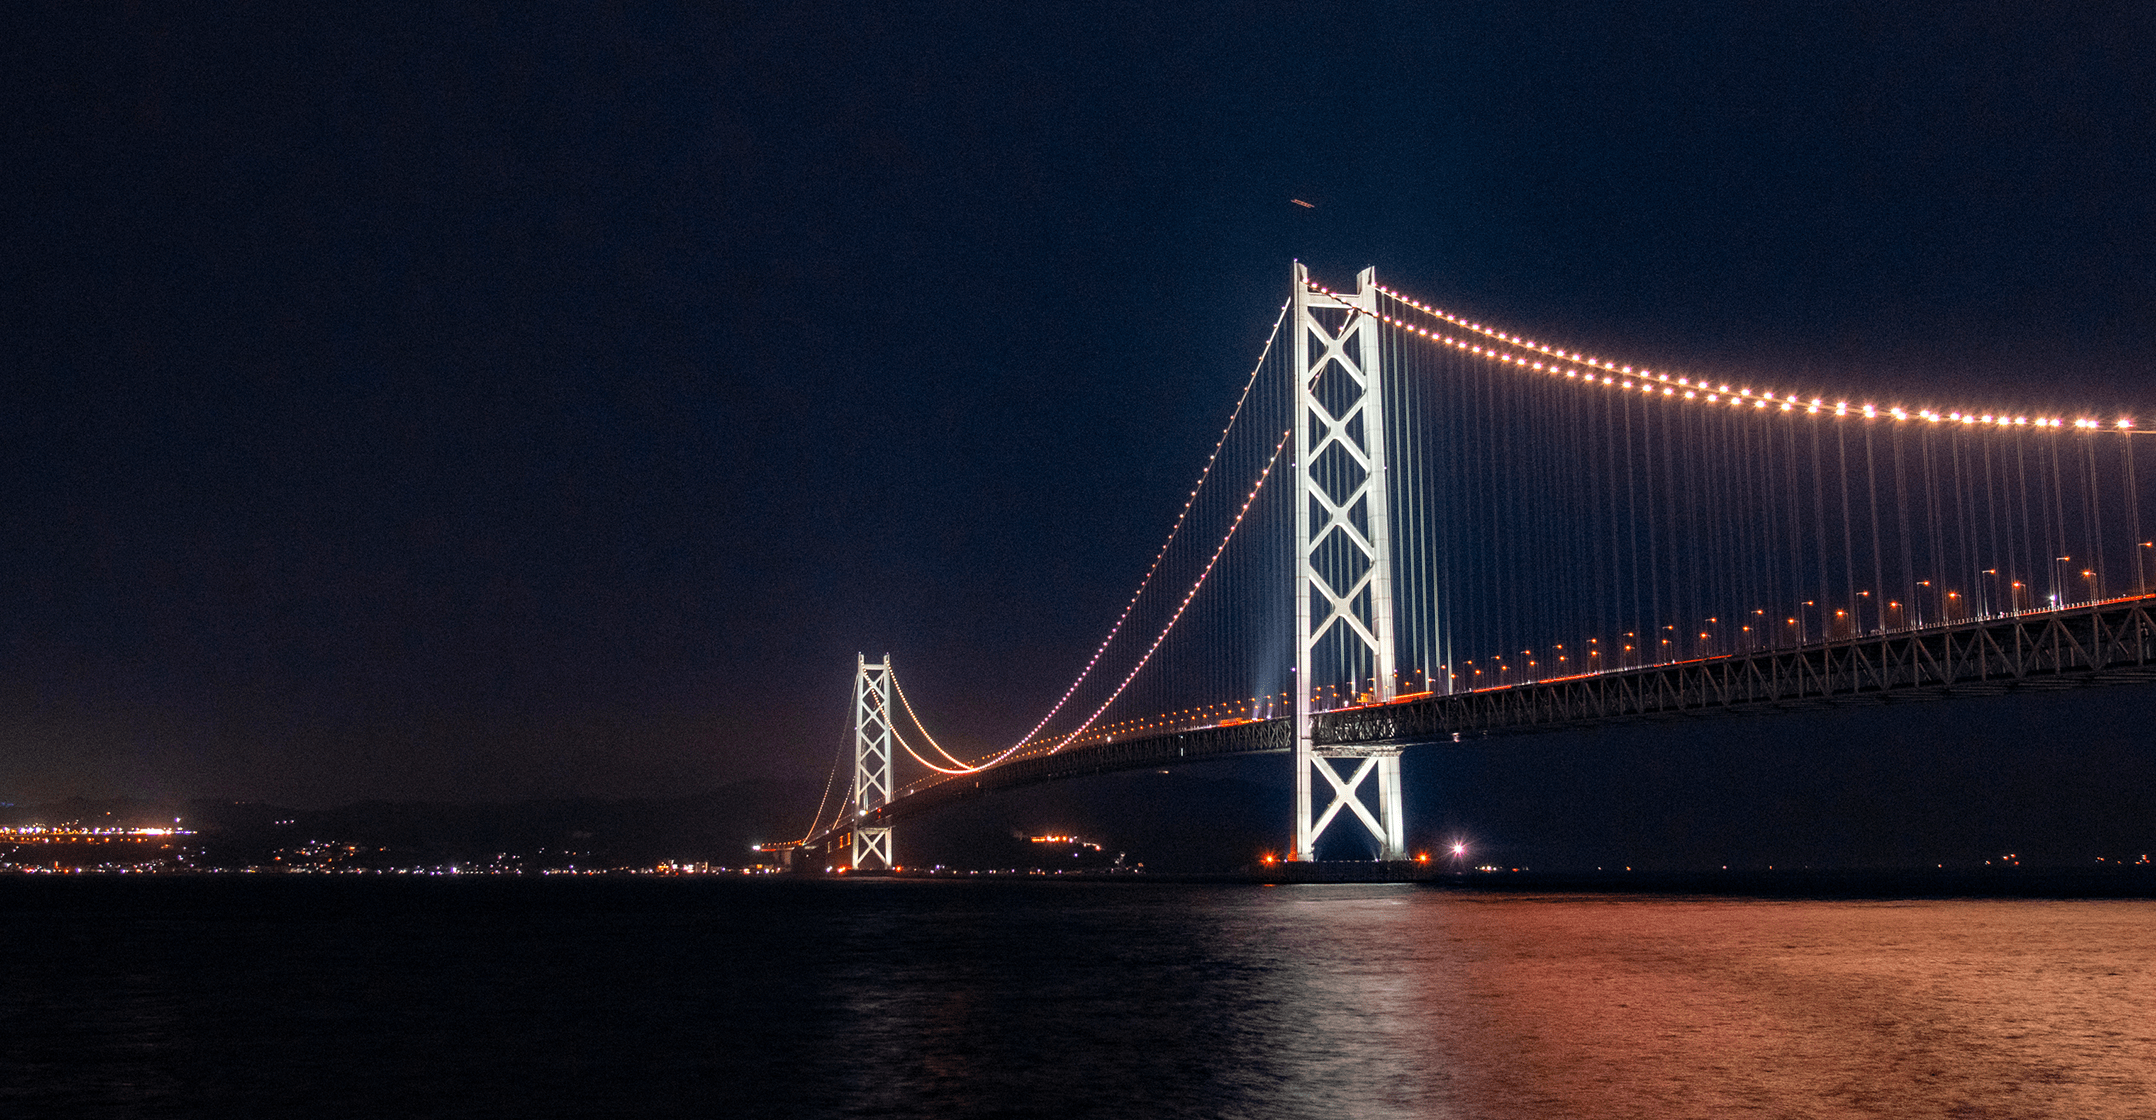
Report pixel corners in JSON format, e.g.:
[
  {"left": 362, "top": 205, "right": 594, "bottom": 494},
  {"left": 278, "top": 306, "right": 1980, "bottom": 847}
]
[{"left": 6, "top": 4, "right": 2155, "bottom": 822}]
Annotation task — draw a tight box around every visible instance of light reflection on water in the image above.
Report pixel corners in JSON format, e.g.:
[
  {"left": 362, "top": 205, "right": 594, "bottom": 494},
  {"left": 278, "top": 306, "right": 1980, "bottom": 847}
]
[
  {"left": 819, "top": 885, "right": 2156, "bottom": 1118},
  {"left": 2, "top": 879, "right": 2151, "bottom": 1118}
]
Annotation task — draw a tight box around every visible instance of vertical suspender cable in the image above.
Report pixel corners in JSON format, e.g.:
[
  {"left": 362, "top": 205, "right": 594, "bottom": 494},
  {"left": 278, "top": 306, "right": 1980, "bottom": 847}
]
[
  {"left": 1931, "top": 429, "right": 1949, "bottom": 621},
  {"left": 1838, "top": 422, "right": 1857, "bottom": 633},
  {"left": 2084, "top": 436, "right": 2105, "bottom": 596},
  {"left": 1982, "top": 435, "right": 2003, "bottom": 613},
  {"left": 1893, "top": 425, "right": 1915, "bottom": 627},
  {"left": 1650, "top": 395, "right": 1668, "bottom": 660},
  {"left": 2125, "top": 433, "right": 2145, "bottom": 593},
  {"left": 1602, "top": 384, "right": 1621, "bottom": 655},
  {"left": 1810, "top": 421, "right": 1832, "bottom": 634},
  {"left": 1957, "top": 431, "right": 1974, "bottom": 621},
  {"left": 1750, "top": 410, "right": 1766, "bottom": 642},
  {"left": 2009, "top": 433, "right": 2026, "bottom": 612},
  {"left": 1866, "top": 424, "right": 1886, "bottom": 631},
  {"left": 1785, "top": 420, "right": 1806, "bottom": 640},
  {"left": 1624, "top": 390, "right": 1641, "bottom": 663},
  {"left": 2050, "top": 438, "right": 2069, "bottom": 603}
]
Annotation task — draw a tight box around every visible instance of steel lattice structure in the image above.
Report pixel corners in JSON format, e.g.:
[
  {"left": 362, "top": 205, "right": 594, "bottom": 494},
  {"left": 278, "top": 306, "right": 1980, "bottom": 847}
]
[
  {"left": 1292, "top": 263, "right": 1407, "bottom": 861},
  {"left": 849, "top": 654, "right": 894, "bottom": 870}
]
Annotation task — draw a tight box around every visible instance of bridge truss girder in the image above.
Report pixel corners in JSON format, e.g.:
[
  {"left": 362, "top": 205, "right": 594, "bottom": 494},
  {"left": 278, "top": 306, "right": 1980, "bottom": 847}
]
[
  {"left": 807, "top": 598, "right": 2156, "bottom": 850},
  {"left": 1321, "top": 597, "right": 2156, "bottom": 747}
]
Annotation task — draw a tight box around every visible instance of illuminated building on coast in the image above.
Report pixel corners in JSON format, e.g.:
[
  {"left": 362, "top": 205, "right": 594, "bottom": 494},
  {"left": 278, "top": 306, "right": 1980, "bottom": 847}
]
[{"left": 0, "top": 825, "right": 196, "bottom": 873}]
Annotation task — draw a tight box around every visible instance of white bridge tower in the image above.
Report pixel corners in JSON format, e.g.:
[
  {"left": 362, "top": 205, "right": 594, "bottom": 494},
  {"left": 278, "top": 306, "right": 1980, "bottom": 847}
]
[
  {"left": 851, "top": 653, "right": 894, "bottom": 870},
  {"left": 1291, "top": 264, "right": 1407, "bottom": 862}
]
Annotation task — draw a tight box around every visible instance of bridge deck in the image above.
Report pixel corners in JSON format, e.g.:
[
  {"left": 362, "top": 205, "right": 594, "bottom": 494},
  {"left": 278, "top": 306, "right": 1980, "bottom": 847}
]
[
  {"left": 1323, "top": 593, "right": 2156, "bottom": 748},
  {"left": 806, "top": 595, "right": 2156, "bottom": 849}
]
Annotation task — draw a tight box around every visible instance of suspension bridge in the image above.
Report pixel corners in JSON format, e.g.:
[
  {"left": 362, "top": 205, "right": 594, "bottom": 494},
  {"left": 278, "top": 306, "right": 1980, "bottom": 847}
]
[{"left": 777, "top": 264, "right": 2156, "bottom": 874}]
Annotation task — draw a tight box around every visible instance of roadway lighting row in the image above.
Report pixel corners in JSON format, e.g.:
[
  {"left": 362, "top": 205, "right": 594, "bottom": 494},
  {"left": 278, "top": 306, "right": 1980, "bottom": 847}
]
[
  {"left": 942, "top": 674, "right": 1414, "bottom": 762},
  {"left": 1507, "top": 574, "right": 2116, "bottom": 665},
  {"left": 1302, "top": 568, "right": 2141, "bottom": 704},
  {"left": 1326, "top": 280, "right": 2136, "bottom": 434},
  {"left": 1090, "top": 691, "right": 1294, "bottom": 736}
]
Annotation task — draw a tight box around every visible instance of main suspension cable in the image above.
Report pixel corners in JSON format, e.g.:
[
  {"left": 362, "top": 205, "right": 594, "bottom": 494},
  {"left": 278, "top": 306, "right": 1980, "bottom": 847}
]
[
  {"left": 902, "top": 426, "right": 1293, "bottom": 778},
  {"left": 887, "top": 660, "right": 973, "bottom": 767},
  {"left": 790, "top": 697, "right": 856, "bottom": 843}
]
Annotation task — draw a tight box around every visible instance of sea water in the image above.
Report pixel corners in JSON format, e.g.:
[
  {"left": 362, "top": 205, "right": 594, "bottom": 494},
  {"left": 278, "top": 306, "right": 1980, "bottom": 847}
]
[{"left": 2, "top": 877, "right": 2150, "bottom": 1118}]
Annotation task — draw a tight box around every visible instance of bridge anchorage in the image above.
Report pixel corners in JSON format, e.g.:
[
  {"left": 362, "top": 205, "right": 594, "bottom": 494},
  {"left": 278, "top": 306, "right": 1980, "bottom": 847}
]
[{"left": 779, "top": 261, "right": 2152, "bottom": 879}]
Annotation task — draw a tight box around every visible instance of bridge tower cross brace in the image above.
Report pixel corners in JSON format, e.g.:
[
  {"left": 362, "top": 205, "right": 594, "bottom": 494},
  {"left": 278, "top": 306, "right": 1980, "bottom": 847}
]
[
  {"left": 1292, "top": 264, "right": 1406, "bottom": 862},
  {"left": 851, "top": 653, "right": 894, "bottom": 870}
]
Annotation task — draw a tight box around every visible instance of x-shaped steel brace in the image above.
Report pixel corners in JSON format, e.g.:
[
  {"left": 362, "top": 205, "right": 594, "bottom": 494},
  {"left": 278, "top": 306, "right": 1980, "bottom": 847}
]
[
  {"left": 1303, "top": 310, "right": 1368, "bottom": 395},
  {"left": 1308, "top": 754, "right": 1386, "bottom": 845}
]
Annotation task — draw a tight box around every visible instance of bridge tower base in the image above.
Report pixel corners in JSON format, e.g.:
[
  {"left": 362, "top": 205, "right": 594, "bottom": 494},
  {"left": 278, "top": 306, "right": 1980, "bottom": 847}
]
[{"left": 1291, "top": 264, "right": 1408, "bottom": 862}]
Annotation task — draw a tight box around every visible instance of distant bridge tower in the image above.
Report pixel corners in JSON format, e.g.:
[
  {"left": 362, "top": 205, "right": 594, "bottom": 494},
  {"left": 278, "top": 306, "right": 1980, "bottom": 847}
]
[
  {"left": 1291, "top": 264, "right": 1407, "bottom": 861},
  {"left": 851, "top": 653, "right": 894, "bottom": 870}
]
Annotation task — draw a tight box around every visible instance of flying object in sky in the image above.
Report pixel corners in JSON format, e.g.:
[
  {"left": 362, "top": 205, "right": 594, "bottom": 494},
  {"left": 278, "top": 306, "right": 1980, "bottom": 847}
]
[{"left": 1291, "top": 198, "right": 1316, "bottom": 208}]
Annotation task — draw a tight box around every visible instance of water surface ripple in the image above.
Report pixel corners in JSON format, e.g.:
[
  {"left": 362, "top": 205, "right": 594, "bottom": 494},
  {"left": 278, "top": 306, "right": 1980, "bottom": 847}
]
[{"left": 2, "top": 879, "right": 2150, "bottom": 1118}]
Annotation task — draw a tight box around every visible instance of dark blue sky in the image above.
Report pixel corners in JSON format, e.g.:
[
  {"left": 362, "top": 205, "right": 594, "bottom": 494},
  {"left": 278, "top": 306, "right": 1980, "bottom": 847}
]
[{"left": 4, "top": 3, "right": 2153, "bottom": 805}]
